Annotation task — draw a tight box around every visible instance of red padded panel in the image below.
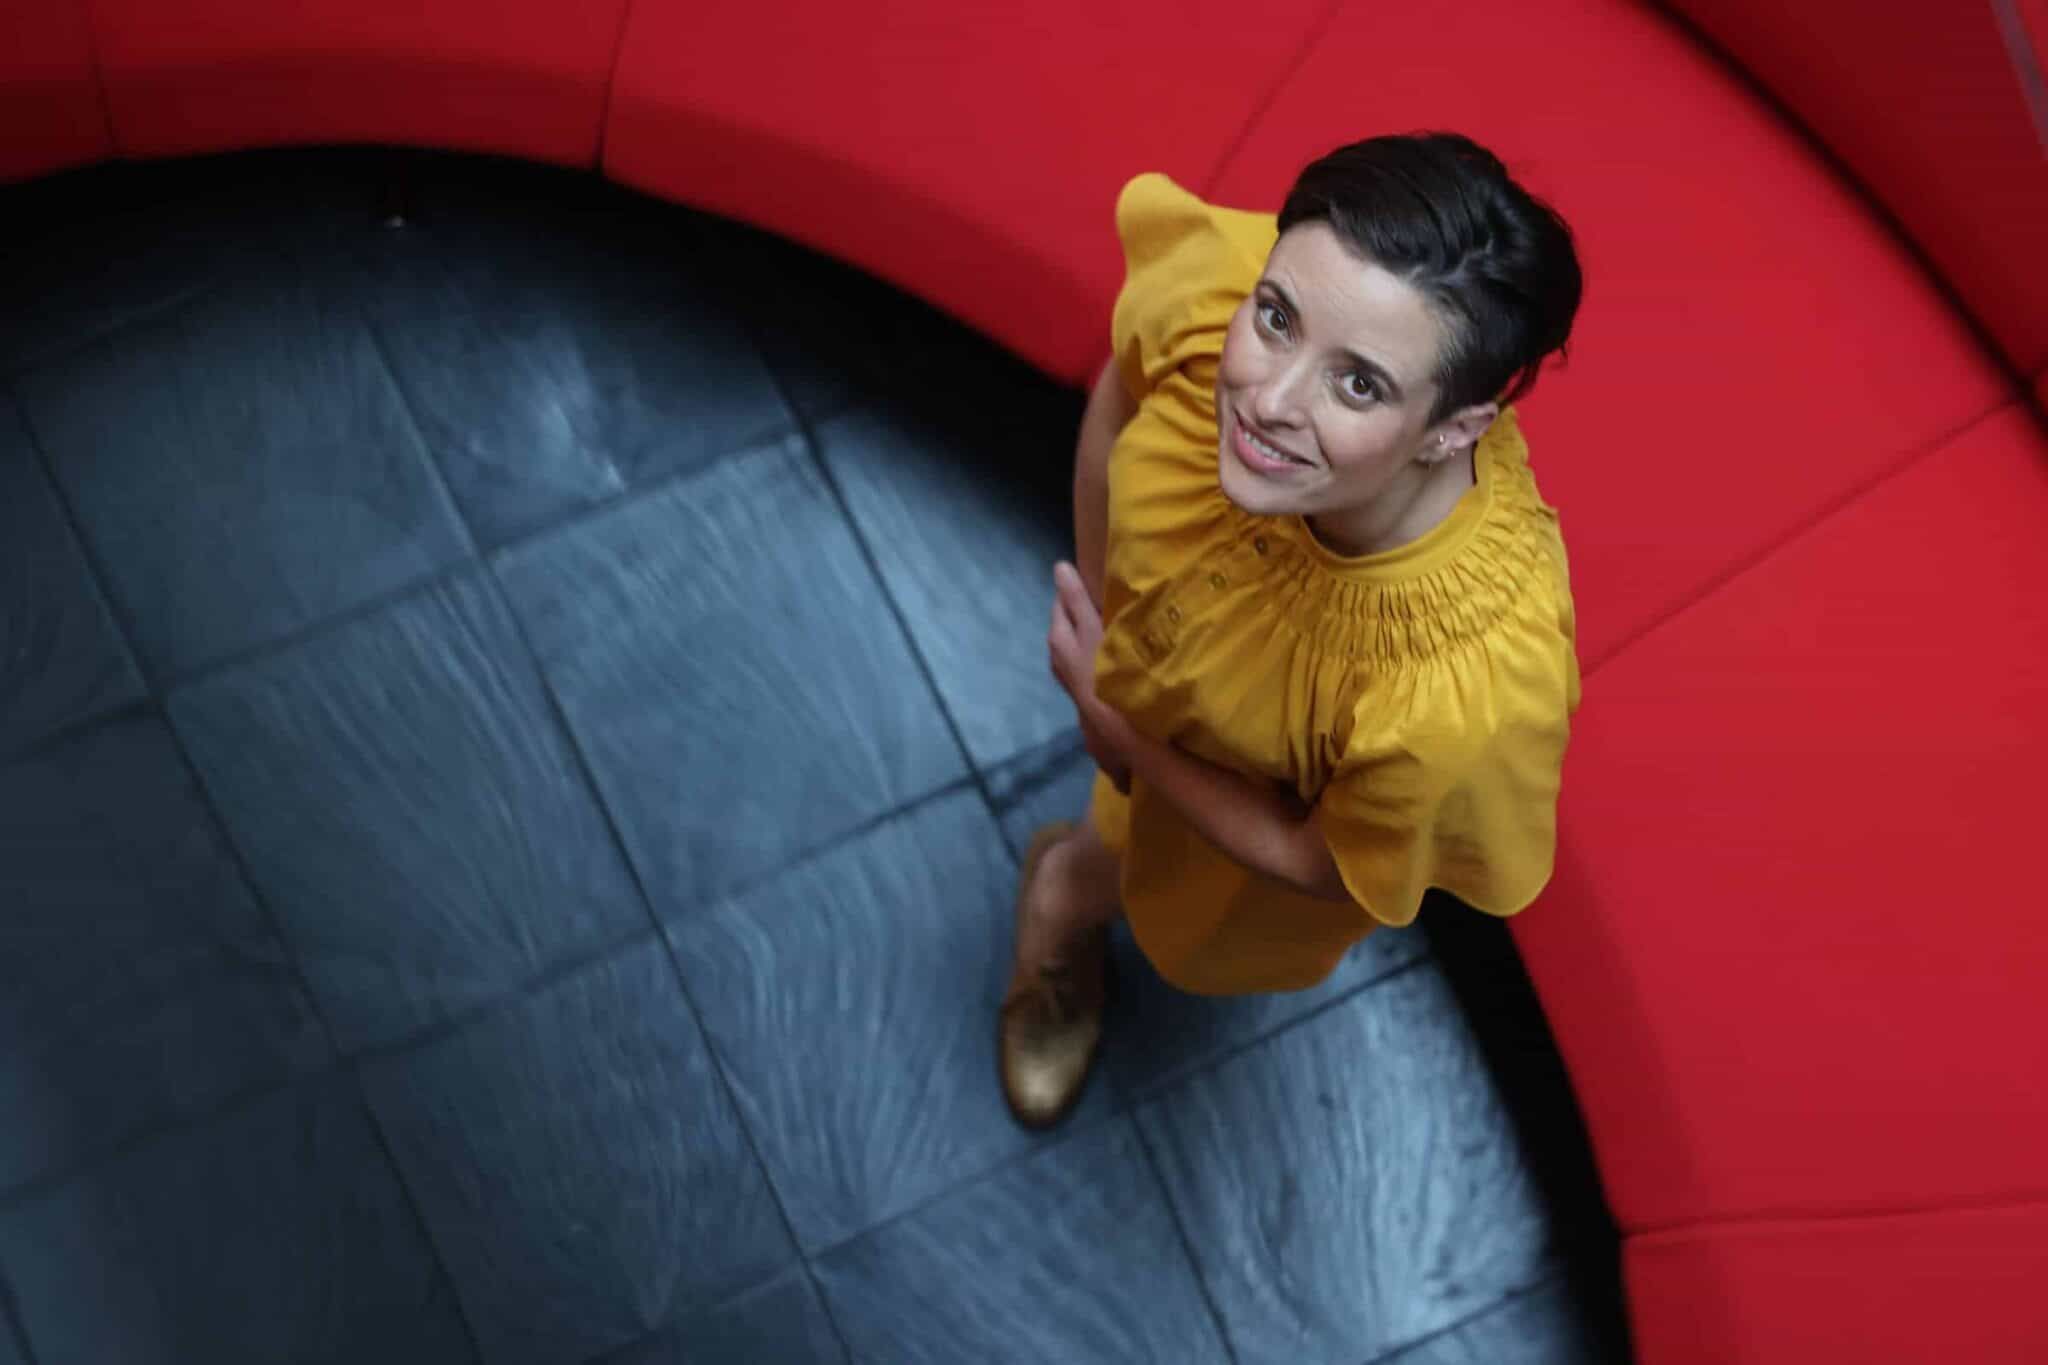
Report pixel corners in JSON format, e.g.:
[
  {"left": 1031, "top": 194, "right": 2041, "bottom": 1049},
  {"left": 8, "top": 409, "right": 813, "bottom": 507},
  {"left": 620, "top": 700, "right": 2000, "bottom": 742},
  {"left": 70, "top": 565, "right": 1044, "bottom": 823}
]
[
  {"left": 1625, "top": 1202, "right": 2048, "bottom": 1365},
  {"left": 602, "top": 0, "right": 1342, "bottom": 384},
  {"left": 1207, "top": 0, "right": 2013, "bottom": 672},
  {"left": 1517, "top": 402, "right": 2048, "bottom": 1232},
  {"left": 89, "top": 0, "right": 629, "bottom": 167},
  {"left": 2, "top": 0, "right": 111, "bottom": 182},
  {"left": 1663, "top": 0, "right": 2048, "bottom": 379}
]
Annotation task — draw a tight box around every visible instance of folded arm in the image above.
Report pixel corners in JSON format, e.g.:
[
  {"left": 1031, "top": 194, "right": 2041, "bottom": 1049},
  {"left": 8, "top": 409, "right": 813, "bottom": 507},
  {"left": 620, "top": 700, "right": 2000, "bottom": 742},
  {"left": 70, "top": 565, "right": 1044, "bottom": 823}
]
[{"left": 1112, "top": 720, "right": 1352, "bottom": 901}]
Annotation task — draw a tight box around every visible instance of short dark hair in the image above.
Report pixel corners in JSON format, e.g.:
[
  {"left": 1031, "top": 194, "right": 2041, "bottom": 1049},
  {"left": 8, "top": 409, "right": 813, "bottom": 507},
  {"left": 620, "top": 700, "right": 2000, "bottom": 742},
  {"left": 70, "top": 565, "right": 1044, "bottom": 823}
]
[{"left": 1278, "top": 132, "right": 1583, "bottom": 425}]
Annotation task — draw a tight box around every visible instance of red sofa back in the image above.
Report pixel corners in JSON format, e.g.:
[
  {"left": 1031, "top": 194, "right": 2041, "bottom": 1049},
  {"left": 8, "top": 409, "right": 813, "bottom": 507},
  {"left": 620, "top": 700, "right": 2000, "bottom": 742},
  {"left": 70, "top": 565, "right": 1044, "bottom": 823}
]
[{"left": 1662, "top": 0, "right": 2048, "bottom": 393}]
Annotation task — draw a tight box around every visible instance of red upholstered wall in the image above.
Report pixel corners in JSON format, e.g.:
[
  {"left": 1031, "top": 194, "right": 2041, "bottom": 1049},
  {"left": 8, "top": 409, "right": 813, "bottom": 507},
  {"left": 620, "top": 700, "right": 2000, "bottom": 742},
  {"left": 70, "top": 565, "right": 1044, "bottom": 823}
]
[
  {"left": 2, "top": 0, "right": 111, "bottom": 180},
  {"left": 1625, "top": 1202, "right": 2048, "bottom": 1365},
  {"left": 1206, "top": 0, "right": 2012, "bottom": 673},
  {"left": 86, "top": 0, "right": 631, "bottom": 168},
  {"left": 1658, "top": 0, "right": 2048, "bottom": 382},
  {"left": 601, "top": 0, "right": 1349, "bottom": 385}
]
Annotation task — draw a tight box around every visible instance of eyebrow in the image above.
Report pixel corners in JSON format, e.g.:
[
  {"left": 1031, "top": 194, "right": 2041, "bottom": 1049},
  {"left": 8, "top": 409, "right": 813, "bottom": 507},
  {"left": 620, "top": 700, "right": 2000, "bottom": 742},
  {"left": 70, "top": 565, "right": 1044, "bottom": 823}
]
[{"left": 1259, "top": 279, "right": 1407, "bottom": 403}]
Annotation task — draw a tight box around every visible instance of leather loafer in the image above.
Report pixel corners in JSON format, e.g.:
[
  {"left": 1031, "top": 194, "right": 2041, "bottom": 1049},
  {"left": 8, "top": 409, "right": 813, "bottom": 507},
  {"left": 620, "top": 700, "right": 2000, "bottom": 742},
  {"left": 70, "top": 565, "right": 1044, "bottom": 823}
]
[{"left": 999, "top": 822, "right": 1110, "bottom": 1130}]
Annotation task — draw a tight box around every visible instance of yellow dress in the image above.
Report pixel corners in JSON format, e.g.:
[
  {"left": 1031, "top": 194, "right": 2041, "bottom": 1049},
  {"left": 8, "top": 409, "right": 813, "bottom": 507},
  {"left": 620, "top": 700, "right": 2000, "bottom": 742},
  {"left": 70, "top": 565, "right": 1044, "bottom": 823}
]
[{"left": 1090, "top": 173, "right": 1582, "bottom": 996}]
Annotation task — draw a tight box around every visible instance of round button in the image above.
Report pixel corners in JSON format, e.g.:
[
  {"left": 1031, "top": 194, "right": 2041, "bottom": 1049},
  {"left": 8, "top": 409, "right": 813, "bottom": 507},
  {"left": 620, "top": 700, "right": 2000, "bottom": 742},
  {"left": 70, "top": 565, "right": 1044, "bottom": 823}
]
[{"left": 1209, "top": 573, "right": 1227, "bottom": 590}]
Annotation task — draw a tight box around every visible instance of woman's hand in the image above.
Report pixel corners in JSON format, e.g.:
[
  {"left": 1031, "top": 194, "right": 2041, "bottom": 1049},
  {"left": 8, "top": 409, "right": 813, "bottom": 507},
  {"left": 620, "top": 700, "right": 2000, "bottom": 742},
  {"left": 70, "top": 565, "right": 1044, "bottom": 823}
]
[{"left": 1047, "top": 561, "right": 1133, "bottom": 793}]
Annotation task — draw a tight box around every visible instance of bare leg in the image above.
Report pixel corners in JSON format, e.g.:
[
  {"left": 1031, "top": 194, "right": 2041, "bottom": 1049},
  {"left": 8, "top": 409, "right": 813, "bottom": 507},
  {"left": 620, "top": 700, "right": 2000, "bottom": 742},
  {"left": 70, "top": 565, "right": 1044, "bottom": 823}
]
[
  {"left": 1013, "top": 816, "right": 1123, "bottom": 975},
  {"left": 1000, "top": 801, "right": 1123, "bottom": 1128}
]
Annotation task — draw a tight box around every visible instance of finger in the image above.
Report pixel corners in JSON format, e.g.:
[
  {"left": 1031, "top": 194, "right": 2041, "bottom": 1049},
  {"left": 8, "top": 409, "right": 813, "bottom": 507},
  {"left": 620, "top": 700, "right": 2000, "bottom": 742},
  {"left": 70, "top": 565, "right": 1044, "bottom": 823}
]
[
  {"left": 1047, "top": 608, "right": 1076, "bottom": 670},
  {"left": 1053, "top": 562, "right": 1090, "bottom": 618}
]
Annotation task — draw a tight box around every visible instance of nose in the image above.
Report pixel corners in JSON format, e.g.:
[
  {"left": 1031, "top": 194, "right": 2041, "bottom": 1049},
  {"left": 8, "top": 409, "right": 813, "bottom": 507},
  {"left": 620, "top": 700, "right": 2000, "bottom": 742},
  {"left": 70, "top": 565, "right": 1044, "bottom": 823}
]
[{"left": 1250, "top": 357, "right": 1311, "bottom": 430}]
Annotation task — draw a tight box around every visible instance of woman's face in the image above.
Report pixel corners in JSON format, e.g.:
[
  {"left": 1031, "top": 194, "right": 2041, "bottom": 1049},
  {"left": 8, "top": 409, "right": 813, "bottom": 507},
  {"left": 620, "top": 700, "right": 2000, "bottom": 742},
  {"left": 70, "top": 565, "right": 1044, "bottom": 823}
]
[{"left": 1214, "top": 221, "right": 1486, "bottom": 525}]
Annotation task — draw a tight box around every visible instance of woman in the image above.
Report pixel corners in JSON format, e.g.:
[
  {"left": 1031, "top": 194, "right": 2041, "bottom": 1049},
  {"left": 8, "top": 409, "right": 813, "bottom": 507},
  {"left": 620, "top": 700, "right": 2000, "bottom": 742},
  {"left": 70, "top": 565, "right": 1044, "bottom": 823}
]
[{"left": 1003, "top": 132, "right": 1585, "bottom": 1129}]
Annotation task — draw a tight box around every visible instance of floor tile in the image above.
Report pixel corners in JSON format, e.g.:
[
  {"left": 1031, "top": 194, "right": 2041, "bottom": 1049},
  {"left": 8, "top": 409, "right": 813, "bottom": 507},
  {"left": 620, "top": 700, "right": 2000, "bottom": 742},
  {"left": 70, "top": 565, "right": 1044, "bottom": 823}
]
[
  {"left": 358, "top": 165, "right": 794, "bottom": 546},
  {"left": 1104, "top": 927, "right": 1430, "bottom": 1107},
  {"left": 360, "top": 937, "right": 791, "bottom": 1365},
  {"left": 16, "top": 269, "right": 470, "bottom": 681},
  {"left": 0, "top": 1297, "right": 22, "bottom": 1365},
  {"left": 983, "top": 729, "right": 1099, "bottom": 860},
  {"left": 1377, "top": 1277, "right": 1602, "bottom": 1365},
  {"left": 812, "top": 1117, "right": 1229, "bottom": 1365},
  {"left": 0, "top": 400, "right": 142, "bottom": 755},
  {"left": 0, "top": 151, "right": 379, "bottom": 375},
  {"left": 981, "top": 730, "right": 1433, "bottom": 1106},
  {"left": 1135, "top": 966, "right": 1556, "bottom": 1365},
  {"left": 815, "top": 401, "right": 1076, "bottom": 769},
  {"left": 664, "top": 788, "right": 1100, "bottom": 1255},
  {"left": 692, "top": 215, "right": 977, "bottom": 426},
  {"left": 0, "top": 1075, "right": 475, "bottom": 1365},
  {"left": 494, "top": 435, "right": 968, "bottom": 914},
  {"left": 597, "top": 1266, "right": 846, "bottom": 1365},
  {"left": 0, "top": 714, "right": 330, "bottom": 1194},
  {"left": 169, "top": 570, "right": 646, "bottom": 1053}
]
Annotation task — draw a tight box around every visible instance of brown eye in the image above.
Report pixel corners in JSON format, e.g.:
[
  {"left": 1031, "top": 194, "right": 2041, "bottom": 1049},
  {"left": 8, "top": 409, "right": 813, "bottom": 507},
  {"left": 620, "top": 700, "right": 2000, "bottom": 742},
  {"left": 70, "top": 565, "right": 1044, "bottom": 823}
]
[
  {"left": 1343, "top": 372, "right": 1379, "bottom": 404},
  {"left": 1257, "top": 301, "right": 1288, "bottom": 336}
]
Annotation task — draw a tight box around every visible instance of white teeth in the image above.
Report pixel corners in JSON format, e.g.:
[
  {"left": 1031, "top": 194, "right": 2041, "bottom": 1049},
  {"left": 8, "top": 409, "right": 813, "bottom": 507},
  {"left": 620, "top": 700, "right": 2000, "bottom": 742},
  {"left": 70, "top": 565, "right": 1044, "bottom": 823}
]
[{"left": 1245, "top": 427, "right": 1305, "bottom": 465}]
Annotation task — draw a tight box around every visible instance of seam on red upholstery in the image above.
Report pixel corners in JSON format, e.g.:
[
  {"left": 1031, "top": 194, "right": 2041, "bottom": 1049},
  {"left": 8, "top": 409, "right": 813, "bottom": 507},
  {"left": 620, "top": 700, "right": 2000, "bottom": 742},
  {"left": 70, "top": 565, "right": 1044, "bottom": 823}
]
[
  {"left": 1580, "top": 396, "right": 2022, "bottom": 679},
  {"left": 1200, "top": 0, "right": 1351, "bottom": 197},
  {"left": 1992, "top": 0, "right": 2048, "bottom": 153},
  {"left": 76, "top": 0, "right": 122, "bottom": 156},
  {"left": 593, "top": 0, "right": 641, "bottom": 172},
  {"left": 1629, "top": 1189, "right": 2048, "bottom": 1245},
  {"left": 1648, "top": 3, "right": 2037, "bottom": 394}
]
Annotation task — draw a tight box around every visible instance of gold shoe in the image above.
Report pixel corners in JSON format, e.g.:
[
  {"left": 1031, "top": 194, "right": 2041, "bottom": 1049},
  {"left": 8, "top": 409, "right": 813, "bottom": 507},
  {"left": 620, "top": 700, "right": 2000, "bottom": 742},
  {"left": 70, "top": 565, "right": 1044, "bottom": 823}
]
[{"left": 999, "top": 822, "right": 1110, "bottom": 1130}]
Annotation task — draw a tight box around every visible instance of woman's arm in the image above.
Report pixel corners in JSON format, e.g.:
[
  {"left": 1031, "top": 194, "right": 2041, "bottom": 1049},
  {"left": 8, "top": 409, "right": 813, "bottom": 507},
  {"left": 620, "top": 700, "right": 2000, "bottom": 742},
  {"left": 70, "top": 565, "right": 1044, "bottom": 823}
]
[
  {"left": 1047, "top": 562, "right": 1350, "bottom": 900},
  {"left": 1112, "top": 714, "right": 1351, "bottom": 901},
  {"left": 1072, "top": 359, "right": 1138, "bottom": 608}
]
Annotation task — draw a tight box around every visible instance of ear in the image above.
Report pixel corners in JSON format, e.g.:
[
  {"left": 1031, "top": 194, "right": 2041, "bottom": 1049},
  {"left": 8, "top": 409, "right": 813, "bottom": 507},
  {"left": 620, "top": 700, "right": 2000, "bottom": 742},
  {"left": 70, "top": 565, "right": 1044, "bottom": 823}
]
[{"left": 1425, "top": 402, "right": 1499, "bottom": 464}]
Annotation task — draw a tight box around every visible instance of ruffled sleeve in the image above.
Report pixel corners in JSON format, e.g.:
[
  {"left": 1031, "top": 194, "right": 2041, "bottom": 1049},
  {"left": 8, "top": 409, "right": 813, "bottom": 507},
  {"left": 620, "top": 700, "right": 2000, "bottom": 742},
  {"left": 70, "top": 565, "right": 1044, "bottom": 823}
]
[
  {"left": 1109, "top": 173, "right": 1275, "bottom": 404},
  {"left": 1313, "top": 601, "right": 1578, "bottom": 928}
]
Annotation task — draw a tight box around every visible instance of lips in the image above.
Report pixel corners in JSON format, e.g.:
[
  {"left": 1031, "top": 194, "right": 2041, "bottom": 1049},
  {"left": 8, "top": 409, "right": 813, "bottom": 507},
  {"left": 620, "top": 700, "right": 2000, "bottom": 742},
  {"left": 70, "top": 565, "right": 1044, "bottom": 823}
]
[{"left": 1231, "top": 410, "right": 1313, "bottom": 471}]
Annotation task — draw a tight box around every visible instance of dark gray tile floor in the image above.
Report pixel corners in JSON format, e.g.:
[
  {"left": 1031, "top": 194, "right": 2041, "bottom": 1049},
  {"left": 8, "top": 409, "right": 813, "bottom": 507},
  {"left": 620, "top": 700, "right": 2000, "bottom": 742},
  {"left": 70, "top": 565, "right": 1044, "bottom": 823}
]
[{"left": 0, "top": 151, "right": 1625, "bottom": 1364}]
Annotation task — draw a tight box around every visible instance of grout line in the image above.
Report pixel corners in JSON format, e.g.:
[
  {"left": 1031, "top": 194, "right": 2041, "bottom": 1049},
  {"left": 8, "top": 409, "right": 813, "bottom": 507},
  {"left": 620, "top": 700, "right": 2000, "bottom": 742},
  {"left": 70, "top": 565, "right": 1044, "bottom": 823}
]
[
  {"left": 158, "top": 557, "right": 482, "bottom": 697},
  {"left": 0, "top": 918, "right": 659, "bottom": 1215},
  {"left": 342, "top": 924, "right": 660, "bottom": 1072},
  {"left": 0, "top": 277, "right": 220, "bottom": 384},
  {"left": 0, "top": 1261, "right": 39, "bottom": 1365},
  {"left": 798, "top": 1104, "right": 1127, "bottom": 1268},
  {"left": 1120, "top": 951, "right": 1435, "bottom": 1110},
  {"left": 348, "top": 1078, "right": 492, "bottom": 1361},
  {"left": 0, "top": 695, "right": 155, "bottom": 770},
  {"left": 473, "top": 560, "right": 858, "bottom": 1365},
  {"left": 793, "top": 951, "right": 1439, "bottom": 1272},
  {"left": 786, "top": 404, "right": 1006, "bottom": 849},
  {"left": 3, "top": 376, "right": 162, "bottom": 700},
  {"left": 1581, "top": 397, "right": 2018, "bottom": 680},
  {"left": 1129, "top": 1118, "right": 1243, "bottom": 1365},
  {"left": 805, "top": 1262, "right": 860, "bottom": 1365},
  {"left": 713, "top": 221, "right": 1012, "bottom": 848},
  {"left": 154, "top": 418, "right": 804, "bottom": 701},
  {"left": 154, "top": 722, "right": 346, "bottom": 1063},
  {"left": 1356, "top": 1270, "right": 1567, "bottom": 1365},
  {"left": 481, "top": 421, "right": 808, "bottom": 565},
  {"left": 355, "top": 312, "right": 481, "bottom": 562}
]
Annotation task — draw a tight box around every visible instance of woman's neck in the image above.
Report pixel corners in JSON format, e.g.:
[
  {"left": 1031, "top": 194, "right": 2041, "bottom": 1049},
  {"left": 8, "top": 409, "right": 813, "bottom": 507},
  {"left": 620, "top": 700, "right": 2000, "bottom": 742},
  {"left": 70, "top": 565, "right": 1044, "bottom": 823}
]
[{"left": 1306, "top": 448, "right": 1477, "bottom": 559}]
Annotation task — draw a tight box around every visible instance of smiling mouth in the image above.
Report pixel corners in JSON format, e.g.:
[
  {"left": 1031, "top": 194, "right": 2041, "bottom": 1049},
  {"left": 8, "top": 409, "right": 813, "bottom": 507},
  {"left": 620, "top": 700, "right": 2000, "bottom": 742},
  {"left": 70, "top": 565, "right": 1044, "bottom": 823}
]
[{"left": 1234, "top": 411, "right": 1314, "bottom": 468}]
